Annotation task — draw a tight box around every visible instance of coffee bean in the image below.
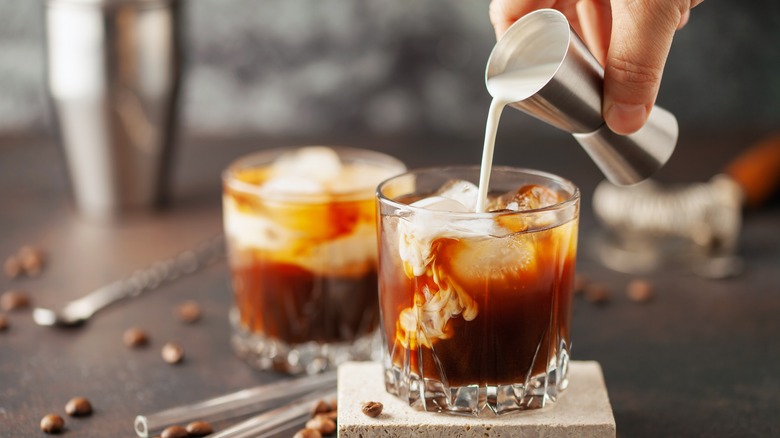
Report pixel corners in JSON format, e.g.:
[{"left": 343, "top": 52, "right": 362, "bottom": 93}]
[
  {"left": 361, "top": 401, "right": 383, "bottom": 417},
  {"left": 161, "top": 342, "right": 184, "bottom": 364},
  {"left": 65, "top": 396, "right": 92, "bottom": 417},
  {"left": 293, "top": 428, "right": 322, "bottom": 438},
  {"left": 328, "top": 398, "right": 338, "bottom": 412},
  {"left": 627, "top": 279, "right": 654, "bottom": 303},
  {"left": 311, "top": 399, "right": 330, "bottom": 417},
  {"left": 40, "top": 414, "right": 64, "bottom": 434},
  {"left": 123, "top": 327, "right": 149, "bottom": 348},
  {"left": 1, "top": 290, "right": 30, "bottom": 311},
  {"left": 325, "top": 410, "right": 338, "bottom": 421},
  {"left": 18, "top": 246, "right": 45, "bottom": 277},
  {"left": 0, "top": 314, "right": 8, "bottom": 331},
  {"left": 584, "top": 284, "right": 611, "bottom": 305},
  {"left": 160, "top": 425, "right": 188, "bottom": 438},
  {"left": 186, "top": 420, "right": 213, "bottom": 436},
  {"left": 175, "top": 300, "right": 201, "bottom": 324},
  {"left": 574, "top": 274, "right": 589, "bottom": 295},
  {"left": 4, "top": 256, "right": 22, "bottom": 279},
  {"left": 306, "top": 415, "right": 336, "bottom": 435}
]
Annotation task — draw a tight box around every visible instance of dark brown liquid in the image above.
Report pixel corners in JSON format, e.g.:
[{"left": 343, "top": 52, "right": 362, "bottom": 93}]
[
  {"left": 233, "top": 259, "right": 379, "bottom": 345},
  {"left": 379, "top": 208, "right": 576, "bottom": 387}
]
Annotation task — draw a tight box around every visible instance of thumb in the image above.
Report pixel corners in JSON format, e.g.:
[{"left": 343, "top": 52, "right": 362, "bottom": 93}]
[{"left": 603, "top": 0, "right": 687, "bottom": 134}]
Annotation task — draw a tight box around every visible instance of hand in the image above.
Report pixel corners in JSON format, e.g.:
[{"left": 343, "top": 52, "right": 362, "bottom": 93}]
[{"left": 489, "top": 0, "right": 704, "bottom": 135}]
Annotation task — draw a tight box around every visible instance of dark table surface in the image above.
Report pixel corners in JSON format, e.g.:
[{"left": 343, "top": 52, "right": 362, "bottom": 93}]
[{"left": 1, "top": 129, "right": 779, "bottom": 438}]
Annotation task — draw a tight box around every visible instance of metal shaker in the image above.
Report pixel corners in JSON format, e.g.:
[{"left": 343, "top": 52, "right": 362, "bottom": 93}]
[
  {"left": 45, "top": 0, "right": 182, "bottom": 220},
  {"left": 486, "top": 9, "right": 678, "bottom": 186}
]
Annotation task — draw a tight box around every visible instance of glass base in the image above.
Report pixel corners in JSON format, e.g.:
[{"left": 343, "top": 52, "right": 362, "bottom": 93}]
[
  {"left": 230, "top": 308, "right": 379, "bottom": 375},
  {"left": 383, "top": 347, "right": 570, "bottom": 416}
]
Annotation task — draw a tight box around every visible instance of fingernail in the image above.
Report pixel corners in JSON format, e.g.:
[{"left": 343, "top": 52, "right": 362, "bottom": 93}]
[{"left": 605, "top": 103, "right": 647, "bottom": 135}]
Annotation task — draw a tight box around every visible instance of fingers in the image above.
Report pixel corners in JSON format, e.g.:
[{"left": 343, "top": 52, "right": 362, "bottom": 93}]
[
  {"left": 602, "top": 0, "right": 688, "bottom": 134},
  {"left": 575, "top": 0, "right": 612, "bottom": 65},
  {"left": 555, "top": 0, "right": 587, "bottom": 47},
  {"left": 679, "top": 0, "right": 705, "bottom": 28},
  {"left": 488, "top": 0, "right": 699, "bottom": 135},
  {"left": 677, "top": 9, "right": 690, "bottom": 29},
  {"left": 489, "top": 0, "right": 556, "bottom": 39}
]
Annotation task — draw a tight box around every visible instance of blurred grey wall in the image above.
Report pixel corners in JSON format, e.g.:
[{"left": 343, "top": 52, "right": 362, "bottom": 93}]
[{"left": 0, "top": 0, "right": 778, "bottom": 140}]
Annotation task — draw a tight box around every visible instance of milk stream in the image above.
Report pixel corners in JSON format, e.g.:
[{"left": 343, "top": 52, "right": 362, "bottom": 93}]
[{"left": 475, "top": 64, "right": 559, "bottom": 212}]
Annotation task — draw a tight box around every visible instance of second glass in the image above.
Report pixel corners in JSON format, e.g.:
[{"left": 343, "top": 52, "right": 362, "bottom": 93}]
[
  {"left": 223, "top": 146, "right": 405, "bottom": 374},
  {"left": 377, "top": 166, "right": 580, "bottom": 415}
]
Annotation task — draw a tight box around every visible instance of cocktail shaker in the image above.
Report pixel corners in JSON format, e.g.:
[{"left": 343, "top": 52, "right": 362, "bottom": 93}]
[
  {"left": 45, "top": 0, "right": 182, "bottom": 220},
  {"left": 486, "top": 9, "right": 678, "bottom": 186}
]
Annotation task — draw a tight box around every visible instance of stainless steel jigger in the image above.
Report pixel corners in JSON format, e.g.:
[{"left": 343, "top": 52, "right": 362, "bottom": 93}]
[
  {"left": 46, "top": 0, "right": 182, "bottom": 220},
  {"left": 486, "top": 9, "right": 678, "bottom": 185}
]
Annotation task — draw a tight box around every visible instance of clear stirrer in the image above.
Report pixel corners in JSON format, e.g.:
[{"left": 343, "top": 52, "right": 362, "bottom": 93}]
[
  {"left": 206, "top": 388, "right": 337, "bottom": 438},
  {"left": 134, "top": 371, "right": 336, "bottom": 437}
]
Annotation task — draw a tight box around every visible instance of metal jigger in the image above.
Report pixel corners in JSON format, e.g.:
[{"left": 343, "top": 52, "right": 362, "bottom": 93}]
[
  {"left": 486, "top": 9, "right": 678, "bottom": 185},
  {"left": 45, "top": 0, "right": 182, "bottom": 221}
]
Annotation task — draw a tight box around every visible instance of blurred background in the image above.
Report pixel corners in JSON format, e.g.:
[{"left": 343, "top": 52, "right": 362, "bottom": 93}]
[{"left": 1, "top": 0, "right": 778, "bottom": 143}]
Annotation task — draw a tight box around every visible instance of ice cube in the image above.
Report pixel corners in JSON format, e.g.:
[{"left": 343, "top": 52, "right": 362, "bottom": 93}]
[
  {"left": 260, "top": 176, "right": 325, "bottom": 196},
  {"left": 326, "top": 162, "right": 398, "bottom": 194},
  {"left": 435, "top": 179, "right": 479, "bottom": 212},
  {"left": 272, "top": 146, "right": 343, "bottom": 182},
  {"left": 411, "top": 195, "right": 470, "bottom": 212},
  {"left": 223, "top": 198, "right": 290, "bottom": 250},
  {"left": 299, "top": 222, "right": 377, "bottom": 276},
  {"left": 496, "top": 184, "right": 562, "bottom": 211},
  {"left": 411, "top": 195, "right": 504, "bottom": 237},
  {"left": 448, "top": 233, "right": 537, "bottom": 283}
]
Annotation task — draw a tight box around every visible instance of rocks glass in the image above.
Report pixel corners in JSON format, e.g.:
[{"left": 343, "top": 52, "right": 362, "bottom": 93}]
[
  {"left": 223, "top": 146, "right": 405, "bottom": 374},
  {"left": 377, "top": 166, "right": 579, "bottom": 415}
]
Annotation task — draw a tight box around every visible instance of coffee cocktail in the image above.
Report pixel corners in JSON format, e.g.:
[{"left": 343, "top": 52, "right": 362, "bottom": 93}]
[
  {"left": 377, "top": 167, "right": 579, "bottom": 415},
  {"left": 223, "top": 146, "right": 405, "bottom": 374}
]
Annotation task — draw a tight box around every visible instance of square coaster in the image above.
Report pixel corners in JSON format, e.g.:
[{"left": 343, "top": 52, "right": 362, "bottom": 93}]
[{"left": 337, "top": 361, "right": 615, "bottom": 437}]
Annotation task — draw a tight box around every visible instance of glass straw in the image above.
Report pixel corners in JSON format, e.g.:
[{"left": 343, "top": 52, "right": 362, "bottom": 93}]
[
  {"left": 207, "top": 388, "right": 338, "bottom": 438},
  {"left": 134, "top": 371, "right": 336, "bottom": 437}
]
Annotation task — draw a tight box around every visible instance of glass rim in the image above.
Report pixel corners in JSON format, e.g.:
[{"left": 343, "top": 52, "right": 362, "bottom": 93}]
[
  {"left": 223, "top": 145, "right": 406, "bottom": 203},
  {"left": 376, "top": 165, "right": 581, "bottom": 218}
]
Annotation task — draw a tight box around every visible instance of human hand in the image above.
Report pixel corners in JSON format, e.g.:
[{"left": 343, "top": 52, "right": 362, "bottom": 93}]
[{"left": 489, "top": 0, "right": 704, "bottom": 135}]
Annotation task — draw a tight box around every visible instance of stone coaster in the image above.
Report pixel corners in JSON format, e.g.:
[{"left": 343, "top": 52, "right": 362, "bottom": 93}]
[{"left": 337, "top": 361, "right": 615, "bottom": 438}]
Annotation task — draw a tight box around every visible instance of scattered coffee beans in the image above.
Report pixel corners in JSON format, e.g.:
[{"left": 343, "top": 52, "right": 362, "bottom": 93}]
[
  {"left": 160, "top": 425, "right": 188, "bottom": 438},
  {"left": 161, "top": 342, "right": 184, "bottom": 364},
  {"left": 185, "top": 420, "right": 213, "bottom": 436},
  {"left": 65, "top": 397, "right": 92, "bottom": 417},
  {"left": 1, "top": 290, "right": 30, "bottom": 311},
  {"left": 311, "top": 399, "right": 330, "bottom": 416},
  {"left": 574, "top": 274, "right": 588, "bottom": 295},
  {"left": 123, "top": 327, "right": 149, "bottom": 348},
  {"left": 306, "top": 415, "right": 336, "bottom": 435},
  {"left": 18, "top": 246, "right": 45, "bottom": 277},
  {"left": 627, "top": 279, "right": 654, "bottom": 303},
  {"left": 361, "top": 401, "right": 383, "bottom": 417},
  {"left": 293, "top": 428, "right": 322, "bottom": 438},
  {"left": 175, "top": 301, "right": 201, "bottom": 324},
  {"left": 40, "top": 414, "right": 64, "bottom": 434},
  {"left": 584, "top": 284, "right": 611, "bottom": 305},
  {"left": 0, "top": 314, "right": 8, "bottom": 331},
  {"left": 304, "top": 397, "right": 338, "bottom": 435},
  {"left": 3, "top": 256, "right": 22, "bottom": 279}
]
